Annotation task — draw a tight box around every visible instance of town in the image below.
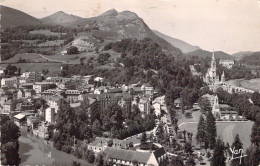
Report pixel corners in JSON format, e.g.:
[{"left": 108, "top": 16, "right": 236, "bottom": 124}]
[{"left": 1, "top": 1, "right": 260, "bottom": 166}]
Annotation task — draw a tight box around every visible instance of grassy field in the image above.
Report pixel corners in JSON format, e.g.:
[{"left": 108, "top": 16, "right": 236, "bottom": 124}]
[
  {"left": 2, "top": 53, "right": 48, "bottom": 63},
  {"left": 29, "top": 30, "right": 66, "bottom": 36},
  {"left": 179, "top": 119, "right": 254, "bottom": 149},
  {"left": 227, "top": 78, "right": 260, "bottom": 91},
  {"left": 1, "top": 63, "right": 62, "bottom": 77},
  {"left": 38, "top": 40, "right": 64, "bottom": 47}
]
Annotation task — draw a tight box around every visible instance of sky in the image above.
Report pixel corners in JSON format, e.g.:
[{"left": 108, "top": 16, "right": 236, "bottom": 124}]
[{"left": 2, "top": 0, "right": 260, "bottom": 54}]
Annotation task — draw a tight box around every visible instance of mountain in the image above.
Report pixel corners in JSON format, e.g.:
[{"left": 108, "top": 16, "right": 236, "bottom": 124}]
[
  {"left": 153, "top": 30, "right": 200, "bottom": 53},
  {"left": 0, "top": 5, "right": 42, "bottom": 28},
  {"left": 232, "top": 51, "right": 253, "bottom": 61},
  {"left": 185, "top": 49, "right": 234, "bottom": 60},
  {"left": 64, "top": 9, "right": 182, "bottom": 57},
  {"left": 41, "top": 11, "right": 84, "bottom": 25},
  {"left": 239, "top": 51, "right": 260, "bottom": 65}
]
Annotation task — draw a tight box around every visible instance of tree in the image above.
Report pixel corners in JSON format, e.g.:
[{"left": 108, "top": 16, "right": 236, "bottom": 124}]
[
  {"left": 244, "top": 145, "right": 260, "bottom": 166},
  {"left": 184, "top": 142, "right": 193, "bottom": 154},
  {"left": 210, "top": 137, "right": 226, "bottom": 166},
  {"left": 251, "top": 122, "right": 260, "bottom": 147},
  {"left": 0, "top": 116, "right": 21, "bottom": 165},
  {"left": 141, "top": 132, "right": 147, "bottom": 145},
  {"left": 170, "top": 156, "right": 185, "bottom": 166},
  {"left": 71, "top": 161, "right": 81, "bottom": 166},
  {"left": 96, "top": 153, "right": 104, "bottom": 166},
  {"left": 185, "top": 156, "right": 196, "bottom": 166},
  {"left": 198, "top": 97, "right": 211, "bottom": 113},
  {"left": 196, "top": 115, "right": 206, "bottom": 146},
  {"left": 230, "top": 134, "right": 244, "bottom": 166},
  {"left": 87, "top": 150, "right": 95, "bottom": 163},
  {"left": 67, "top": 46, "right": 79, "bottom": 55},
  {"left": 206, "top": 111, "right": 217, "bottom": 149}
]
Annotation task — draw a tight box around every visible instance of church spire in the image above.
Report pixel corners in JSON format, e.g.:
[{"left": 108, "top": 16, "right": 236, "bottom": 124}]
[
  {"left": 212, "top": 50, "right": 216, "bottom": 62},
  {"left": 221, "top": 71, "right": 225, "bottom": 82}
]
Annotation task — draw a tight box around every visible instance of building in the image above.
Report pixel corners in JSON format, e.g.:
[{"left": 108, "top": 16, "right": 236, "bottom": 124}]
[
  {"left": 27, "top": 116, "right": 40, "bottom": 130},
  {"left": 16, "top": 100, "right": 34, "bottom": 111},
  {"left": 153, "top": 102, "right": 161, "bottom": 117},
  {"left": 88, "top": 137, "right": 113, "bottom": 154},
  {"left": 3, "top": 100, "right": 12, "bottom": 113},
  {"left": 33, "top": 82, "right": 55, "bottom": 94},
  {"left": 45, "top": 107, "right": 55, "bottom": 123},
  {"left": 203, "top": 52, "right": 228, "bottom": 92},
  {"left": 13, "top": 112, "right": 35, "bottom": 126},
  {"left": 47, "top": 96, "right": 62, "bottom": 113},
  {"left": 141, "top": 83, "right": 154, "bottom": 98},
  {"left": 37, "top": 122, "right": 54, "bottom": 139},
  {"left": 219, "top": 59, "right": 235, "bottom": 69},
  {"left": 1, "top": 77, "right": 18, "bottom": 87},
  {"left": 204, "top": 52, "right": 218, "bottom": 85},
  {"left": 138, "top": 97, "right": 151, "bottom": 116},
  {"left": 104, "top": 147, "right": 167, "bottom": 166},
  {"left": 42, "top": 89, "right": 59, "bottom": 100},
  {"left": 65, "top": 90, "right": 81, "bottom": 103},
  {"left": 20, "top": 72, "right": 42, "bottom": 83},
  {"left": 17, "top": 89, "right": 25, "bottom": 98}
]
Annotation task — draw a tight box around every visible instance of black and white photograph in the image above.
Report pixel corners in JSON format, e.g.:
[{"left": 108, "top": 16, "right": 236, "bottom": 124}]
[{"left": 0, "top": 0, "right": 260, "bottom": 165}]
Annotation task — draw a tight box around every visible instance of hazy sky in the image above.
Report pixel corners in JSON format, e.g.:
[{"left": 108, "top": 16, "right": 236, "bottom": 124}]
[{"left": 2, "top": 0, "right": 260, "bottom": 54}]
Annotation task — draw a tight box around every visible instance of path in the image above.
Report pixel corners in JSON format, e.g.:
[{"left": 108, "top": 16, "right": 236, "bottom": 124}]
[{"left": 38, "top": 54, "right": 66, "bottom": 63}]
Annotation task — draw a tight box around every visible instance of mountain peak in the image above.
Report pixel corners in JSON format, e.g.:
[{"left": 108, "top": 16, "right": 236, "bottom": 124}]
[
  {"left": 41, "top": 11, "right": 83, "bottom": 25},
  {"left": 100, "top": 9, "right": 118, "bottom": 17}
]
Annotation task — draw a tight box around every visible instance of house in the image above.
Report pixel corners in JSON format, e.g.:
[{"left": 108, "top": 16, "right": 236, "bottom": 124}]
[
  {"left": 219, "top": 59, "right": 235, "bottom": 69},
  {"left": 104, "top": 147, "right": 167, "bottom": 166},
  {"left": 13, "top": 112, "right": 35, "bottom": 126},
  {"left": 65, "top": 90, "right": 81, "bottom": 103},
  {"left": 42, "top": 89, "right": 59, "bottom": 100},
  {"left": 33, "top": 82, "right": 55, "bottom": 94},
  {"left": 88, "top": 137, "right": 113, "bottom": 154},
  {"left": 20, "top": 72, "right": 42, "bottom": 83},
  {"left": 17, "top": 89, "right": 25, "bottom": 98},
  {"left": 0, "top": 95, "right": 9, "bottom": 109},
  {"left": 27, "top": 116, "right": 40, "bottom": 130},
  {"left": 153, "top": 102, "right": 161, "bottom": 117},
  {"left": 112, "top": 139, "right": 132, "bottom": 150},
  {"left": 94, "top": 77, "right": 104, "bottom": 82},
  {"left": 173, "top": 98, "right": 181, "bottom": 108},
  {"left": 16, "top": 99, "right": 34, "bottom": 111},
  {"left": 24, "top": 89, "right": 36, "bottom": 98},
  {"left": 3, "top": 100, "right": 12, "bottom": 113},
  {"left": 1, "top": 77, "right": 18, "bottom": 87}
]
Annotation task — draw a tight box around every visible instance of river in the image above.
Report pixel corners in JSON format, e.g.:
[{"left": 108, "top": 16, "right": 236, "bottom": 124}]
[{"left": 19, "top": 127, "right": 88, "bottom": 165}]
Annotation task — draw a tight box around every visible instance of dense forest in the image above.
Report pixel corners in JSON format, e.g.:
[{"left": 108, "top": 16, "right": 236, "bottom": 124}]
[{"left": 240, "top": 52, "right": 260, "bottom": 66}]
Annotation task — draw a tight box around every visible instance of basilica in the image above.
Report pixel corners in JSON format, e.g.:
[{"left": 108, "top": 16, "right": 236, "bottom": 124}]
[{"left": 203, "top": 52, "right": 226, "bottom": 92}]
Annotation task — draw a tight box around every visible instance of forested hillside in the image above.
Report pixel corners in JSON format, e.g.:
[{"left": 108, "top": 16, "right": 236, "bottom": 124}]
[{"left": 240, "top": 52, "right": 260, "bottom": 65}]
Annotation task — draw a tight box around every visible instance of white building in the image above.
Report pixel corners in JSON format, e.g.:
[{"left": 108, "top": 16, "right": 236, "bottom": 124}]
[
  {"left": 219, "top": 59, "right": 235, "bottom": 69},
  {"left": 45, "top": 107, "right": 55, "bottom": 123},
  {"left": 1, "top": 77, "right": 18, "bottom": 87}
]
